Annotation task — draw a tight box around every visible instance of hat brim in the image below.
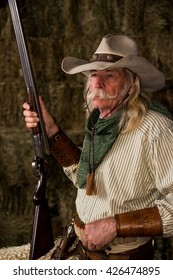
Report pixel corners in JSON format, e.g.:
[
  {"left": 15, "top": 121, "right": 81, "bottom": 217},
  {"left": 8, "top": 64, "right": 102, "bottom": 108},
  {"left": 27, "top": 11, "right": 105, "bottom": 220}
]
[{"left": 61, "top": 55, "right": 165, "bottom": 93}]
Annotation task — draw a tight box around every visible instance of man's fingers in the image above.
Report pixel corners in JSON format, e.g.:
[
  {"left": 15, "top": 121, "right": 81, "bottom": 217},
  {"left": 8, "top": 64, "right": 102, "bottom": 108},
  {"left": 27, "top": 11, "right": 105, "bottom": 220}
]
[
  {"left": 82, "top": 239, "right": 97, "bottom": 251},
  {"left": 24, "top": 114, "right": 39, "bottom": 128},
  {"left": 23, "top": 109, "right": 38, "bottom": 118},
  {"left": 23, "top": 102, "right": 30, "bottom": 110},
  {"left": 87, "top": 241, "right": 97, "bottom": 251},
  {"left": 25, "top": 120, "right": 38, "bottom": 129}
]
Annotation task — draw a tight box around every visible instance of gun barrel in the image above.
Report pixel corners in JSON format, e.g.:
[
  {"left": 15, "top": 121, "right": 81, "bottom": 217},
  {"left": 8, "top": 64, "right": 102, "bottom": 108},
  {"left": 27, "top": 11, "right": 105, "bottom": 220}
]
[
  {"left": 8, "top": 0, "right": 50, "bottom": 156},
  {"left": 8, "top": 0, "right": 54, "bottom": 259}
]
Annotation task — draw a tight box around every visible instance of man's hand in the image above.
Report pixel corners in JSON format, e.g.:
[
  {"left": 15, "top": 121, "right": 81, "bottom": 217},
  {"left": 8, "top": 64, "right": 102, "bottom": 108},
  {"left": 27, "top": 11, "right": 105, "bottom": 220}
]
[
  {"left": 81, "top": 216, "right": 117, "bottom": 251},
  {"left": 23, "top": 96, "right": 59, "bottom": 138}
]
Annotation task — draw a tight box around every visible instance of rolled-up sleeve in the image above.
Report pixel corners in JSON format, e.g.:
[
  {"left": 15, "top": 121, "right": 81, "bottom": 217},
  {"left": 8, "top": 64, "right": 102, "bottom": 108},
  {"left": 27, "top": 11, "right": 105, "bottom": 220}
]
[{"left": 63, "top": 163, "right": 79, "bottom": 188}]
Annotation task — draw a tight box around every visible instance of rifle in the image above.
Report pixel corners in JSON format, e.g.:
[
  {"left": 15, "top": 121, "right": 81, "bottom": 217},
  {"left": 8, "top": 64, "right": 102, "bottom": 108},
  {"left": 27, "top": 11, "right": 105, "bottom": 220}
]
[{"left": 8, "top": 0, "right": 54, "bottom": 259}]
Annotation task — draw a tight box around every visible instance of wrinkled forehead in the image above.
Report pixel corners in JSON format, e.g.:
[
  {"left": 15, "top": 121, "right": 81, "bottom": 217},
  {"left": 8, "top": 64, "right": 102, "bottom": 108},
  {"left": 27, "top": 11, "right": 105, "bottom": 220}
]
[{"left": 90, "top": 68, "right": 125, "bottom": 75}]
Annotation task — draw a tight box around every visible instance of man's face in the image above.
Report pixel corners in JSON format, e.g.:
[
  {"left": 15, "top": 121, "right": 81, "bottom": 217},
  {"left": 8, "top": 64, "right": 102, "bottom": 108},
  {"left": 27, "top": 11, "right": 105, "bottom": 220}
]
[{"left": 87, "top": 69, "right": 128, "bottom": 116}]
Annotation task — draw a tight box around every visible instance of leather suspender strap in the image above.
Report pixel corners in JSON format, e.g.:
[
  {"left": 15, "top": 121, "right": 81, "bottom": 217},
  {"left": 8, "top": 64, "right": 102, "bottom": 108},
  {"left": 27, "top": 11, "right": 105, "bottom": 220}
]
[
  {"left": 49, "top": 127, "right": 81, "bottom": 167},
  {"left": 115, "top": 207, "right": 163, "bottom": 237}
]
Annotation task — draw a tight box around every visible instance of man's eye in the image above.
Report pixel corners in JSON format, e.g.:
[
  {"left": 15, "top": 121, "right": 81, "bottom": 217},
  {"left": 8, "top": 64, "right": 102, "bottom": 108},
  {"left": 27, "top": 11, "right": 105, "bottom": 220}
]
[
  {"left": 107, "top": 74, "right": 114, "bottom": 79},
  {"left": 91, "top": 73, "right": 97, "bottom": 77}
]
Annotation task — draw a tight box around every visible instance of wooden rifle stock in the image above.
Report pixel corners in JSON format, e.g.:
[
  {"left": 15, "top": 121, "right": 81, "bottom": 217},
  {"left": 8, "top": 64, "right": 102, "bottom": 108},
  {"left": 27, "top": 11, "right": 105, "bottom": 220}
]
[{"left": 8, "top": 0, "right": 54, "bottom": 259}]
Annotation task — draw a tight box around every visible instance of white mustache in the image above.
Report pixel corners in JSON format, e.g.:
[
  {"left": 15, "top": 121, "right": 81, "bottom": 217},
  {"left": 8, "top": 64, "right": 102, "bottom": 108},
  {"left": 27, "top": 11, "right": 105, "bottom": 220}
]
[{"left": 86, "top": 88, "right": 117, "bottom": 102}]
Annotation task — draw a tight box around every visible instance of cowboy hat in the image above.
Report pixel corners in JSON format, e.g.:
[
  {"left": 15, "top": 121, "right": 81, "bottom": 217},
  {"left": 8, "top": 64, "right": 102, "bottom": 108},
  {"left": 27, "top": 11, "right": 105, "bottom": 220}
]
[{"left": 61, "top": 34, "right": 165, "bottom": 93}]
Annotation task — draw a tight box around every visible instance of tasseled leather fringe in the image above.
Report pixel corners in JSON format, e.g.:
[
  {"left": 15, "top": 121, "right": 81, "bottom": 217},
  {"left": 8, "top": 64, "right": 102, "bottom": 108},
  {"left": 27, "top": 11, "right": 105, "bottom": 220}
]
[{"left": 86, "top": 170, "right": 97, "bottom": 195}]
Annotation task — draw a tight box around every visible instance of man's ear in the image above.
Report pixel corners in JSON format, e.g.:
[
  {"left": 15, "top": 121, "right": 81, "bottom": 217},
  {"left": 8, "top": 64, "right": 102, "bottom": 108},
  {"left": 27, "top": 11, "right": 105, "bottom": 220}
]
[
  {"left": 128, "top": 84, "right": 136, "bottom": 96},
  {"left": 128, "top": 74, "right": 140, "bottom": 96}
]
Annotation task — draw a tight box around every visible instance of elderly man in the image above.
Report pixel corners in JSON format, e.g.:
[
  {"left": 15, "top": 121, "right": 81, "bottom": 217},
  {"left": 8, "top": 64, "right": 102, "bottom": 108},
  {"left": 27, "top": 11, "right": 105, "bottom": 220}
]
[
  {"left": 22, "top": 34, "right": 173, "bottom": 260},
  {"left": 1, "top": 34, "right": 173, "bottom": 260}
]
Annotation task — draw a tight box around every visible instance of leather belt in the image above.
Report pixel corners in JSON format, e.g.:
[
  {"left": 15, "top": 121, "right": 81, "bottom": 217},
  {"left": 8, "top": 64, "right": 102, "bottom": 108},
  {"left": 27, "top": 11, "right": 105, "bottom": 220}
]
[{"left": 79, "top": 240, "right": 154, "bottom": 260}]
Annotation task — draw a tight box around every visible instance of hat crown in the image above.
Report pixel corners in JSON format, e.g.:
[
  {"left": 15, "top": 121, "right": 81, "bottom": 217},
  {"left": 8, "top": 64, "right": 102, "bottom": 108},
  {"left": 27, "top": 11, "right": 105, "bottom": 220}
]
[{"left": 95, "top": 34, "right": 139, "bottom": 57}]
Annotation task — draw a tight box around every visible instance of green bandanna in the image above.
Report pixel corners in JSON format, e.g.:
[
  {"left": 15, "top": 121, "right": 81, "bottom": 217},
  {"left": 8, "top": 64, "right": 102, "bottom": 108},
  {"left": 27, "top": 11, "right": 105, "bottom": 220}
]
[{"left": 77, "top": 100, "right": 173, "bottom": 189}]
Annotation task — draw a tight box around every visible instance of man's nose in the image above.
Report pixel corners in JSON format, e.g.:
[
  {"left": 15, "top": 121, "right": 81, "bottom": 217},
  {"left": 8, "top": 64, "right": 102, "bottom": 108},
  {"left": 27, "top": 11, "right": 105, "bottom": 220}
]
[{"left": 94, "top": 76, "right": 104, "bottom": 88}]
